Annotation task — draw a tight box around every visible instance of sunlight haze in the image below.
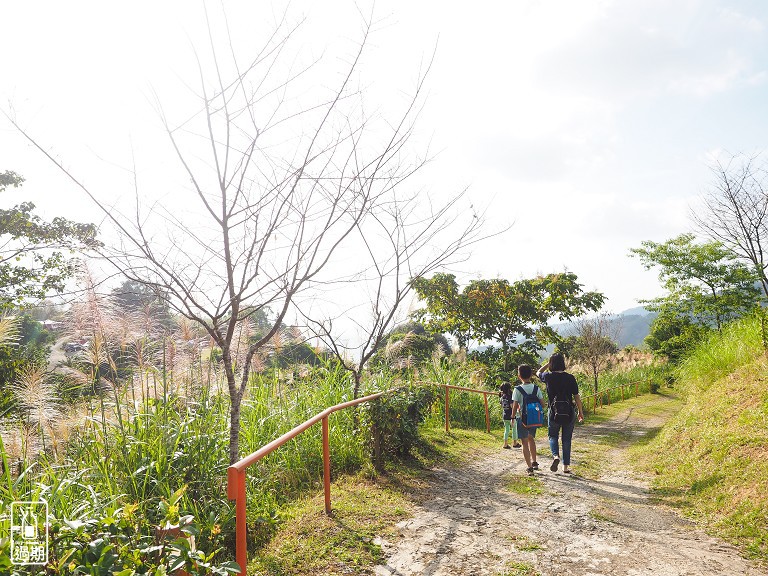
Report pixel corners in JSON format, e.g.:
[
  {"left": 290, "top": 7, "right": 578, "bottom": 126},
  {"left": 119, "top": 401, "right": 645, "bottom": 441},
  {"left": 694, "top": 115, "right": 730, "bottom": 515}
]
[{"left": 2, "top": 0, "right": 767, "bottom": 314}]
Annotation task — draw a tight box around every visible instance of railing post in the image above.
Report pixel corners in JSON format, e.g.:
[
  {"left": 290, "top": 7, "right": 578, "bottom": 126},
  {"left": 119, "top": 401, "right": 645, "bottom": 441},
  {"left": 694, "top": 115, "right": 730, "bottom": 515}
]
[
  {"left": 483, "top": 393, "right": 490, "bottom": 433},
  {"left": 322, "top": 415, "right": 331, "bottom": 515},
  {"left": 621, "top": 385, "right": 624, "bottom": 401},
  {"left": 444, "top": 386, "right": 450, "bottom": 432},
  {"left": 227, "top": 467, "right": 247, "bottom": 575}
]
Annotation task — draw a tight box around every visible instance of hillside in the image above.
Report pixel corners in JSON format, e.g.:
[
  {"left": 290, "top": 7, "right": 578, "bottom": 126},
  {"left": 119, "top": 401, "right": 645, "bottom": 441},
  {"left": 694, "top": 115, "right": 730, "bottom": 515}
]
[
  {"left": 554, "top": 307, "right": 657, "bottom": 348},
  {"left": 634, "top": 316, "right": 768, "bottom": 561}
]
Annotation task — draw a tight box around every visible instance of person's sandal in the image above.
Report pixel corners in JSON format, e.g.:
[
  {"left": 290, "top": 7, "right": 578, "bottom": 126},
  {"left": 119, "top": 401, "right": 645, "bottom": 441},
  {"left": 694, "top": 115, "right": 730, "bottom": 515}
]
[
  {"left": 563, "top": 467, "right": 572, "bottom": 474},
  {"left": 513, "top": 443, "right": 522, "bottom": 448},
  {"left": 503, "top": 445, "right": 512, "bottom": 449},
  {"left": 550, "top": 457, "right": 560, "bottom": 472},
  {"left": 532, "top": 461, "right": 539, "bottom": 470},
  {"left": 526, "top": 467, "right": 535, "bottom": 476}
]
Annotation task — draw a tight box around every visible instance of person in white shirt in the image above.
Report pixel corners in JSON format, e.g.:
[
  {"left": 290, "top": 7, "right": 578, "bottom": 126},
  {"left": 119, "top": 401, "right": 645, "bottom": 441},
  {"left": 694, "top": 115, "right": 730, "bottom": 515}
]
[{"left": 510, "top": 364, "right": 544, "bottom": 475}]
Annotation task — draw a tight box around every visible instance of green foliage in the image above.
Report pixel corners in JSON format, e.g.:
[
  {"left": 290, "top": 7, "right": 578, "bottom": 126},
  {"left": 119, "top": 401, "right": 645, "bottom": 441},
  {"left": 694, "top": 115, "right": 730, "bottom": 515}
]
[
  {"left": 364, "top": 385, "right": 438, "bottom": 464},
  {"left": 111, "top": 279, "right": 174, "bottom": 329},
  {"left": 0, "top": 493, "right": 240, "bottom": 575},
  {"left": 631, "top": 234, "right": 760, "bottom": 332},
  {"left": 412, "top": 272, "right": 604, "bottom": 377},
  {"left": 265, "top": 341, "right": 322, "bottom": 369},
  {"left": 467, "top": 346, "right": 537, "bottom": 383},
  {"left": 675, "top": 315, "right": 763, "bottom": 392},
  {"left": 0, "top": 171, "right": 100, "bottom": 307},
  {"left": 0, "top": 314, "right": 54, "bottom": 388},
  {"left": 636, "top": 316, "right": 768, "bottom": 561},
  {"left": 644, "top": 309, "right": 710, "bottom": 362}
]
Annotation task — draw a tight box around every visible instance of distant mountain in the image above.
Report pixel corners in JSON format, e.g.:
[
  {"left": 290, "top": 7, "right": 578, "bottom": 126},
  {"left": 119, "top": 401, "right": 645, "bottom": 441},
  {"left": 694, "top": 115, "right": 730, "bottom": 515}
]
[
  {"left": 554, "top": 307, "right": 657, "bottom": 348},
  {"left": 617, "top": 305, "right": 655, "bottom": 317},
  {"left": 469, "top": 307, "right": 657, "bottom": 354}
]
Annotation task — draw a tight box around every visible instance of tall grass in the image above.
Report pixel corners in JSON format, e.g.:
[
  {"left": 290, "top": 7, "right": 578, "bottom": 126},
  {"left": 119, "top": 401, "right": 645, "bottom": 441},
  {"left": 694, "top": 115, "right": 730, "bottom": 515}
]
[
  {"left": 420, "top": 359, "right": 494, "bottom": 429},
  {"left": 676, "top": 315, "right": 762, "bottom": 392},
  {"left": 634, "top": 314, "right": 768, "bottom": 561},
  {"left": 592, "top": 362, "right": 673, "bottom": 393}
]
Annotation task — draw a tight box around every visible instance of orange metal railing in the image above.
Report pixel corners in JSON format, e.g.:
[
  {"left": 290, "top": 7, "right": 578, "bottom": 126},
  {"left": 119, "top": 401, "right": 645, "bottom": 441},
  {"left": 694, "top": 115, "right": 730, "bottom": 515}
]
[
  {"left": 442, "top": 384, "right": 496, "bottom": 433},
  {"left": 226, "top": 383, "right": 502, "bottom": 572},
  {"left": 227, "top": 391, "right": 385, "bottom": 573},
  {"left": 580, "top": 379, "right": 650, "bottom": 415}
]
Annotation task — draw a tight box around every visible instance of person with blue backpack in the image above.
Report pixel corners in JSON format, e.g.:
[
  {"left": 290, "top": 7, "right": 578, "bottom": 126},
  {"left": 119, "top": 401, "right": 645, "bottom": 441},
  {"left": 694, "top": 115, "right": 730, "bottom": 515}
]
[
  {"left": 510, "top": 364, "right": 545, "bottom": 475},
  {"left": 537, "top": 352, "right": 585, "bottom": 474}
]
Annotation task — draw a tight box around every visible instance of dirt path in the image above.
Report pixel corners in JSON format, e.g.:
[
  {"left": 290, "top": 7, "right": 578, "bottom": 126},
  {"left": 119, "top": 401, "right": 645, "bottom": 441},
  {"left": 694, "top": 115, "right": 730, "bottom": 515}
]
[{"left": 374, "top": 395, "right": 767, "bottom": 576}]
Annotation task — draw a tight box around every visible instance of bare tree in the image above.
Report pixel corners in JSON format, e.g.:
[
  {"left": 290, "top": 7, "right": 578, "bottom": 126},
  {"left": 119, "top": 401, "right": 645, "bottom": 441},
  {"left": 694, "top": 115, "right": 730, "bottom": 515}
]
[
  {"left": 302, "top": 188, "right": 489, "bottom": 399},
  {"left": 8, "top": 9, "right": 443, "bottom": 464},
  {"left": 692, "top": 153, "right": 768, "bottom": 298},
  {"left": 568, "top": 312, "right": 620, "bottom": 394}
]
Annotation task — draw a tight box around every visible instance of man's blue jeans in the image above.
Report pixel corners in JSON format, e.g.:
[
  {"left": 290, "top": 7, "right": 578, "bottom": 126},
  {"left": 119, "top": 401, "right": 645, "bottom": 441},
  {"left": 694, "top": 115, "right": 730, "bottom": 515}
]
[{"left": 548, "top": 412, "right": 577, "bottom": 465}]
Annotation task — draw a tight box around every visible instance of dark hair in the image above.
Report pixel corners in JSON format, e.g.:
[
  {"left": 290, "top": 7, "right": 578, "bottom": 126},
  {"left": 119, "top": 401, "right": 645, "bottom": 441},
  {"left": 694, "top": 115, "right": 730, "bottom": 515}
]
[
  {"left": 549, "top": 352, "right": 567, "bottom": 371},
  {"left": 500, "top": 382, "right": 512, "bottom": 395},
  {"left": 517, "top": 364, "right": 533, "bottom": 379}
]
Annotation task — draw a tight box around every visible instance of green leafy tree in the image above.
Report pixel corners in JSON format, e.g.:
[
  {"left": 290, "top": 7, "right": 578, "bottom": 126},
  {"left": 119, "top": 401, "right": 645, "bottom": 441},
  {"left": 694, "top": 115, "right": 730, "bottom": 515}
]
[
  {"left": 0, "top": 171, "right": 100, "bottom": 308},
  {"left": 372, "top": 322, "right": 452, "bottom": 369},
  {"left": 630, "top": 233, "right": 760, "bottom": 331},
  {"left": 644, "top": 308, "right": 710, "bottom": 362},
  {"left": 111, "top": 279, "right": 174, "bottom": 329},
  {"left": 0, "top": 314, "right": 55, "bottom": 415},
  {"left": 412, "top": 272, "right": 605, "bottom": 376}
]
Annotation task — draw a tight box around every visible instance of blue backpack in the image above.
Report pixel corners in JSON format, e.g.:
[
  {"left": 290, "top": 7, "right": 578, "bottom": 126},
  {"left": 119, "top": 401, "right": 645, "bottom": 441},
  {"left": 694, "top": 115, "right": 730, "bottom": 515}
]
[{"left": 516, "top": 384, "right": 544, "bottom": 428}]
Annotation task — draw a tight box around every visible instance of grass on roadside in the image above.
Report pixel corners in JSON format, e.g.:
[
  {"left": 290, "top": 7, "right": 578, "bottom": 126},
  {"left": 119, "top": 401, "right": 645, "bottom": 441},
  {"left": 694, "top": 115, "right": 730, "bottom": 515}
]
[
  {"left": 248, "top": 475, "right": 412, "bottom": 576},
  {"left": 571, "top": 392, "right": 682, "bottom": 480},
  {"left": 632, "top": 316, "right": 768, "bottom": 563}
]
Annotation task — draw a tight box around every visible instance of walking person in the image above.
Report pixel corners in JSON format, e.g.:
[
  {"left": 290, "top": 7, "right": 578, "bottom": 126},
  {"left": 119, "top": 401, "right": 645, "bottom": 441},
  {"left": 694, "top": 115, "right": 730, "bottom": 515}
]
[
  {"left": 537, "top": 352, "right": 584, "bottom": 474},
  {"left": 510, "top": 365, "right": 544, "bottom": 475},
  {"left": 499, "top": 383, "right": 522, "bottom": 449},
  {"left": 499, "top": 382, "right": 513, "bottom": 449}
]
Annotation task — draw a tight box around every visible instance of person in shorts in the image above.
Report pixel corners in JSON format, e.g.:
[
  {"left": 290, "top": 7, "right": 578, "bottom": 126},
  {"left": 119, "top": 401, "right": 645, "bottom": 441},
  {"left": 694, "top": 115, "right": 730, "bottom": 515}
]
[{"left": 510, "top": 364, "right": 544, "bottom": 475}]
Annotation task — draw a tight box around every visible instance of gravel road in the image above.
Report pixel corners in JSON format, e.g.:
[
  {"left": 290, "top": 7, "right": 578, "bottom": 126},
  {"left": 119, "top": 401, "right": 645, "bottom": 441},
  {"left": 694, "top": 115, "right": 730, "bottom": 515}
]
[{"left": 373, "top": 395, "right": 766, "bottom": 576}]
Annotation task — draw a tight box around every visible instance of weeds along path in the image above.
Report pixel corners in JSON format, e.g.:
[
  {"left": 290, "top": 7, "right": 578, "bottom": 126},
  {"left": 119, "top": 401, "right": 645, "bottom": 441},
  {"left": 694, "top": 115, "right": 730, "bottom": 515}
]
[{"left": 374, "top": 394, "right": 767, "bottom": 576}]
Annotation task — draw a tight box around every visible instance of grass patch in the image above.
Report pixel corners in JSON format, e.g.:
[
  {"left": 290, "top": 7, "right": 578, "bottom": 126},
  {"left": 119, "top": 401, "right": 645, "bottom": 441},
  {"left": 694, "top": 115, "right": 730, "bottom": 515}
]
[
  {"left": 507, "top": 535, "right": 543, "bottom": 551},
  {"left": 505, "top": 474, "right": 544, "bottom": 496},
  {"left": 248, "top": 475, "right": 412, "bottom": 575},
  {"left": 499, "top": 560, "right": 541, "bottom": 576},
  {"left": 569, "top": 440, "right": 611, "bottom": 480},
  {"left": 633, "top": 316, "right": 768, "bottom": 563},
  {"left": 418, "top": 425, "right": 500, "bottom": 466},
  {"left": 589, "top": 500, "right": 618, "bottom": 523}
]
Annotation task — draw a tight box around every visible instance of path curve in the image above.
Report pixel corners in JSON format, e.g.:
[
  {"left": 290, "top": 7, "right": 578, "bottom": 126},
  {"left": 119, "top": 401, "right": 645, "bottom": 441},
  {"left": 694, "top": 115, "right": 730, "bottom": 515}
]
[{"left": 374, "top": 396, "right": 767, "bottom": 576}]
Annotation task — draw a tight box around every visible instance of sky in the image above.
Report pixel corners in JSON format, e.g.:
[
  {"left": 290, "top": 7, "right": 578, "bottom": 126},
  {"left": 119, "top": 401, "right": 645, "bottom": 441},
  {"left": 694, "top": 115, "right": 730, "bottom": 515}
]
[{"left": 2, "top": 0, "right": 767, "bottom": 318}]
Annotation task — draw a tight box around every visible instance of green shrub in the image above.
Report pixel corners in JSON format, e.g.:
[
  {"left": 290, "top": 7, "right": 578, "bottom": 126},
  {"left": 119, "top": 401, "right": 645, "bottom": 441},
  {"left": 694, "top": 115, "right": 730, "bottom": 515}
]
[
  {"left": 0, "top": 490, "right": 239, "bottom": 575},
  {"left": 365, "top": 385, "right": 438, "bottom": 466}
]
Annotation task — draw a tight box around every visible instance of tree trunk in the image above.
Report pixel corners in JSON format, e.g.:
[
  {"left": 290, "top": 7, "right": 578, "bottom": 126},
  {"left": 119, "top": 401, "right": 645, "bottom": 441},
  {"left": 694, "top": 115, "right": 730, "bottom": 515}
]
[
  {"left": 352, "top": 371, "right": 362, "bottom": 429},
  {"left": 222, "top": 345, "right": 242, "bottom": 465},
  {"left": 501, "top": 342, "right": 510, "bottom": 373},
  {"left": 593, "top": 365, "right": 598, "bottom": 395},
  {"left": 229, "top": 395, "right": 242, "bottom": 465},
  {"left": 352, "top": 371, "right": 362, "bottom": 399}
]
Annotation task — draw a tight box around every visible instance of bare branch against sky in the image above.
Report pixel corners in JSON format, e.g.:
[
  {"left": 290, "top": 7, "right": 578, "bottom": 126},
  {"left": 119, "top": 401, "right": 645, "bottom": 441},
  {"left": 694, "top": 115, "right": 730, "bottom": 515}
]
[{"left": 5, "top": 5, "right": 482, "bottom": 463}]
